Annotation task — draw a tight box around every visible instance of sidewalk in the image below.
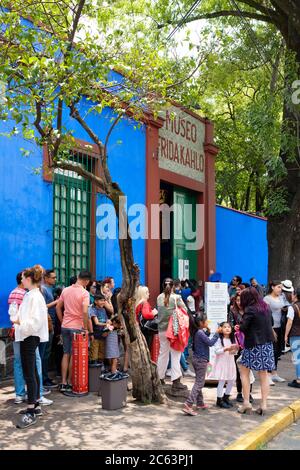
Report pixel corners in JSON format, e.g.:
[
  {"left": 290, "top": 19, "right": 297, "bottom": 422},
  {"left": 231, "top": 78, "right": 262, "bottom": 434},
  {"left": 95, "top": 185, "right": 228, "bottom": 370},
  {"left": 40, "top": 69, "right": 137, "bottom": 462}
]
[{"left": 0, "top": 353, "right": 299, "bottom": 450}]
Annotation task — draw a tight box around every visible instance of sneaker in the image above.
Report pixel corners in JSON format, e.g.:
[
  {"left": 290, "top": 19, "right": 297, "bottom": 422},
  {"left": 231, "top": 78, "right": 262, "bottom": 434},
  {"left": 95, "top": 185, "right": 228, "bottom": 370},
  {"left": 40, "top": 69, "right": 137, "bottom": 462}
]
[
  {"left": 34, "top": 406, "right": 43, "bottom": 416},
  {"left": 43, "top": 379, "right": 58, "bottom": 389},
  {"left": 272, "top": 375, "right": 286, "bottom": 383},
  {"left": 37, "top": 396, "right": 53, "bottom": 406},
  {"left": 182, "top": 404, "right": 197, "bottom": 416},
  {"left": 19, "top": 406, "right": 43, "bottom": 416},
  {"left": 59, "top": 383, "right": 68, "bottom": 393},
  {"left": 66, "top": 384, "right": 72, "bottom": 392},
  {"left": 16, "top": 412, "right": 37, "bottom": 429},
  {"left": 282, "top": 346, "right": 291, "bottom": 353},
  {"left": 42, "top": 388, "right": 51, "bottom": 396},
  {"left": 14, "top": 396, "right": 26, "bottom": 404},
  {"left": 288, "top": 380, "right": 300, "bottom": 388},
  {"left": 268, "top": 376, "right": 275, "bottom": 386},
  {"left": 165, "top": 369, "right": 172, "bottom": 377},
  {"left": 183, "top": 368, "right": 196, "bottom": 378}
]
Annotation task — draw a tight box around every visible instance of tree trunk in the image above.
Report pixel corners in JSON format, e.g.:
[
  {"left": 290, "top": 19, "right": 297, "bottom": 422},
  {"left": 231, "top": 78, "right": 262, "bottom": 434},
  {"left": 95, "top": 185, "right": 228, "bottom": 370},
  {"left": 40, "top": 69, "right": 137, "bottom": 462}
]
[
  {"left": 268, "top": 46, "right": 300, "bottom": 285},
  {"left": 267, "top": 188, "right": 300, "bottom": 285},
  {"left": 110, "top": 187, "right": 164, "bottom": 403}
]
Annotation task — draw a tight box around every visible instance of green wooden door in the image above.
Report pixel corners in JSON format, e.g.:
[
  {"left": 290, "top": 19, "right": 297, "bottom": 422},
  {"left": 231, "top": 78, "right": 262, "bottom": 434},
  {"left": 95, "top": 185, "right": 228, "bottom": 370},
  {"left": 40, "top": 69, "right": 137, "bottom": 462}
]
[{"left": 172, "top": 187, "right": 197, "bottom": 280}]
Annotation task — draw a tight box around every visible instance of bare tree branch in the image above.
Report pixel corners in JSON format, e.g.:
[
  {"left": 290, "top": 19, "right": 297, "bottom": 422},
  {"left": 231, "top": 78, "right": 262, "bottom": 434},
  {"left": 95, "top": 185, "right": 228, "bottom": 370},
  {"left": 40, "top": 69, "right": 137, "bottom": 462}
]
[
  {"left": 237, "top": 0, "right": 276, "bottom": 16},
  {"left": 67, "top": 0, "right": 85, "bottom": 50},
  {"left": 33, "top": 101, "right": 47, "bottom": 138},
  {"left": 158, "top": 10, "right": 275, "bottom": 29},
  {"left": 55, "top": 159, "right": 108, "bottom": 193},
  {"left": 166, "top": 50, "right": 213, "bottom": 90},
  {"left": 69, "top": 103, "right": 104, "bottom": 153},
  {"left": 104, "top": 110, "right": 127, "bottom": 158}
]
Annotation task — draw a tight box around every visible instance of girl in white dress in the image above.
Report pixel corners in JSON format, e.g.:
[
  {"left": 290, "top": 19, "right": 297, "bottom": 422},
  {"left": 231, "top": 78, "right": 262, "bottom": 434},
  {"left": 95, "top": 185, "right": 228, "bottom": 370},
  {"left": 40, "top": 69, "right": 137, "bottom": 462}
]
[{"left": 210, "top": 322, "right": 239, "bottom": 409}]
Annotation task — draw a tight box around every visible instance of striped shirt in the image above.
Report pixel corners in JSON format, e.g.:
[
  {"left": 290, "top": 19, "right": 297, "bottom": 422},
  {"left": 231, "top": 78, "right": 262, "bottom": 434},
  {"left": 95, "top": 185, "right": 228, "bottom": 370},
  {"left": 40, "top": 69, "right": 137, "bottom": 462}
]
[{"left": 8, "top": 287, "right": 26, "bottom": 306}]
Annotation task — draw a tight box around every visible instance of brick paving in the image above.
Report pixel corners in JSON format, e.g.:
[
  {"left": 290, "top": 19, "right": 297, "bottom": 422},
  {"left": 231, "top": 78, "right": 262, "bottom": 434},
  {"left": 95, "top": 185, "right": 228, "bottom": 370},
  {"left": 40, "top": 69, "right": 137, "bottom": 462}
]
[{"left": 0, "top": 353, "right": 299, "bottom": 450}]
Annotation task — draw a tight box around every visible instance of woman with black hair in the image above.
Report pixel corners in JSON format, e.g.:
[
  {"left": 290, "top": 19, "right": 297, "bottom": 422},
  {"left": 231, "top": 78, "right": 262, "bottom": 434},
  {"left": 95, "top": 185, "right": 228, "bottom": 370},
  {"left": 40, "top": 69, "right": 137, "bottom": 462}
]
[
  {"left": 236, "top": 287, "right": 275, "bottom": 415},
  {"left": 157, "top": 278, "right": 187, "bottom": 392}
]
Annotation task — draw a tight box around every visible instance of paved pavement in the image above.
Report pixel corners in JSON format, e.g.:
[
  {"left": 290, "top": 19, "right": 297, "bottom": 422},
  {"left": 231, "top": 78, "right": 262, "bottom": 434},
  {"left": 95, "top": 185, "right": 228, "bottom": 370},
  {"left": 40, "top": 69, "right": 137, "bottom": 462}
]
[
  {"left": 0, "top": 352, "right": 300, "bottom": 450},
  {"left": 266, "top": 420, "right": 300, "bottom": 450}
]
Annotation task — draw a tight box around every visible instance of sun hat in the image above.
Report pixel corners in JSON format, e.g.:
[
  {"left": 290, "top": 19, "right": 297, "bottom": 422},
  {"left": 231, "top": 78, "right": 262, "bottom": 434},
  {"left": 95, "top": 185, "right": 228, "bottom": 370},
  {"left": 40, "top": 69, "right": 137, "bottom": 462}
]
[{"left": 281, "top": 279, "right": 294, "bottom": 293}]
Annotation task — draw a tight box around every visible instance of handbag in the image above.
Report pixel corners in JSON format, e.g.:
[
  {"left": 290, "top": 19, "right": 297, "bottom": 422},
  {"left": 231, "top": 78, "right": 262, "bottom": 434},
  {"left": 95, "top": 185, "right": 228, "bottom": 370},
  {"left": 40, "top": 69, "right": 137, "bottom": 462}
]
[
  {"left": 235, "top": 330, "right": 245, "bottom": 349},
  {"left": 139, "top": 313, "right": 158, "bottom": 333}
]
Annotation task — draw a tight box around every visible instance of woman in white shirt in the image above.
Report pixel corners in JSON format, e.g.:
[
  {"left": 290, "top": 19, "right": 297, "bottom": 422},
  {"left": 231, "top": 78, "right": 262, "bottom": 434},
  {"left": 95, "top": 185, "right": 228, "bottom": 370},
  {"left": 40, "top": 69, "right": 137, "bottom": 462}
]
[
  {"left": 264, "top": 280, "right": 286, "bottom": 384},
  {"left": 12, "top": 265, "right": 48, "bottom": 429}
]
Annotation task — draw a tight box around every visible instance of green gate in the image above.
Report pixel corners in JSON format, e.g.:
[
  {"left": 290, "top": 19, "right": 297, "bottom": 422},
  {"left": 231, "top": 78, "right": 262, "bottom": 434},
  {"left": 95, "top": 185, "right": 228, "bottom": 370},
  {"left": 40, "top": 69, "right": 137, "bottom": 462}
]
[
  {"left": 53, "top": 153, "right": 92, "bottom": 286},
  {"left": 172, "top": 187, "right": 197, "bottom": 280}
]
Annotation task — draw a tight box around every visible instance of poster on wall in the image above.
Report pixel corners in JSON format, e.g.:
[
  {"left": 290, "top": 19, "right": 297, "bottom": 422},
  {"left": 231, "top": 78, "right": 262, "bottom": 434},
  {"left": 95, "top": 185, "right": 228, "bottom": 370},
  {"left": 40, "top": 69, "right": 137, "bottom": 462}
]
[
  {"left": 178, "top": 259, "right": 184, "bottom": 280},
  {"left": 184, "top": 260, "right": 189, "bottom": 280},
  {"left": 205, "top": 282, "right": 229, "bottom": 380},
  {"left": 178, "top": 259, "right": 190, "bottom": 280}
]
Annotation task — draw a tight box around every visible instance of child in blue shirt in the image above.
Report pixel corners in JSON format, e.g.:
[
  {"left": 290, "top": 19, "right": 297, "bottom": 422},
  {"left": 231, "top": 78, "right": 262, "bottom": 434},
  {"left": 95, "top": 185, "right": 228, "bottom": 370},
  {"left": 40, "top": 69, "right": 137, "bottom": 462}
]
[{"left": 89, "top": 294, "right": 109, "bottom": 365}]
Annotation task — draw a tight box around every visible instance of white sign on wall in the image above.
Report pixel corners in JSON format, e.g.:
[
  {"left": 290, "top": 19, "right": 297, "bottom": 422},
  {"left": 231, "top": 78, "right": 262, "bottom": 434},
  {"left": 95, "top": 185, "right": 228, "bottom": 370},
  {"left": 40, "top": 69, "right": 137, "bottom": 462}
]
[
  {"left": 158, "top": 105, "right": 205, "bottom": 182},
  {"left": 205, "top": 282, "right": 229, "bottom": 381},
  {"left": 178, "top": 259, "right": 190, "bottom": 280},
  {"left": 205, "top": 282, "right": 228, "bottom": 331}
]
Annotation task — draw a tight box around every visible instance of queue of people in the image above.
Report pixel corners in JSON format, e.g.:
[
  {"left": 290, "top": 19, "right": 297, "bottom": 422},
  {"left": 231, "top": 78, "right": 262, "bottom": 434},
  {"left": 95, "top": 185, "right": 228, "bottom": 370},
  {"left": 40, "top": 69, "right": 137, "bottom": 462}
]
[{"left": 7, "top": 267, "right": 300, "bottom": 428}]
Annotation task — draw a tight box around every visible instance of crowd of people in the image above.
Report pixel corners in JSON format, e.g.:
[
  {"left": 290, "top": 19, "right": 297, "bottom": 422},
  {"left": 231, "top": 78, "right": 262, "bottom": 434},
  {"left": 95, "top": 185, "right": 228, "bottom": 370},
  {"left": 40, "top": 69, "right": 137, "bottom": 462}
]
[
  {"left": 180, "top": 274, "right": 300, "bottom": 416},
  {"left": 7, "top": 268, "right": 126, "bottom": 429},
  {"left": 6, "top": 267, "right": 300, "bottom": 428}
]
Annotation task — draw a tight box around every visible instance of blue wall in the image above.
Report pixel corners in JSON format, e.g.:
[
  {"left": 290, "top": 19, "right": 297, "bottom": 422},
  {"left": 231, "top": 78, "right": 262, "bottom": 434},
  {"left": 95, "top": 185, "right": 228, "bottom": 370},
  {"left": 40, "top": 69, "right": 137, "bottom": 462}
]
[
  {"left": 61, "top": 98, "right": 146, "bottom": 288},
  {"left": 0, "top": 126, "right": 53, "bottom": 328},
  {"left": 0, "top": 98, "right": 146, "bottom": 327},
  {"left": 216, "top": 205, "right": 268, "bottom": 286}
]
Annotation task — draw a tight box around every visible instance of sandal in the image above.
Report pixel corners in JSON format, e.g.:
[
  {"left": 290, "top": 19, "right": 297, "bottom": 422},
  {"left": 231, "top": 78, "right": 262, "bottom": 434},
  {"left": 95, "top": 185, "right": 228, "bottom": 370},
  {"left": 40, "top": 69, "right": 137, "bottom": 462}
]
[
  {"left": 237, "top": 404, "right": 253, "bottom": 414},
  {"left": 182, "top": 404, "right": 197, "bottom": 416},
  {"left": 196, "top": 404, "right": 210, "bottom": 410}
]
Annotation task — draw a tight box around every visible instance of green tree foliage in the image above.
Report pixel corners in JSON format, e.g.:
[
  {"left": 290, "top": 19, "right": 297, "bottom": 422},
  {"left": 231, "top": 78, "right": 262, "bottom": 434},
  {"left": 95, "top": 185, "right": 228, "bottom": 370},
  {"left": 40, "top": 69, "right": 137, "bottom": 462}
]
[
  {"left": 0, "top": 0, "right": 203, "bottom": 403},
  {"left": 152, "top": 0, "right": 300, "bottom": 216}
]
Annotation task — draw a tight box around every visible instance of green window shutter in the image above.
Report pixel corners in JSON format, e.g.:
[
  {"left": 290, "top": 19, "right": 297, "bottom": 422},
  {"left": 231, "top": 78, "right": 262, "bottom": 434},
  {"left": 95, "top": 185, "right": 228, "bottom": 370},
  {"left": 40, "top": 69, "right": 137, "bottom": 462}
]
[{"left": 53, "top": 152, "right": 91, "bottom": 286}]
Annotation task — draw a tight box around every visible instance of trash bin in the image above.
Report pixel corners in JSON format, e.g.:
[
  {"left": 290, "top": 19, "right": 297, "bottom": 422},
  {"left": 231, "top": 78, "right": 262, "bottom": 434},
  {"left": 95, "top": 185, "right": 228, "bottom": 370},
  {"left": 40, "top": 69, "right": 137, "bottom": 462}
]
[
  {"left": 99, "top": 372, "right": 129, "bottom": 410},
  {"left": 72, "top": 332, "right": 89, "bottom": 396},
  {"left": 88, "top": 364, "right": 103, "bottom": 393}
]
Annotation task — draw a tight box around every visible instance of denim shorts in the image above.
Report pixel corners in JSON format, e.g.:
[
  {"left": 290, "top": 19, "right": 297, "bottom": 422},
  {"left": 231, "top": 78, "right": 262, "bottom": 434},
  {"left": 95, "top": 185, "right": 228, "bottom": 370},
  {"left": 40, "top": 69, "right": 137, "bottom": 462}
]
[{"left": 61, "top": 328, "right": 83, "bottom": 354}]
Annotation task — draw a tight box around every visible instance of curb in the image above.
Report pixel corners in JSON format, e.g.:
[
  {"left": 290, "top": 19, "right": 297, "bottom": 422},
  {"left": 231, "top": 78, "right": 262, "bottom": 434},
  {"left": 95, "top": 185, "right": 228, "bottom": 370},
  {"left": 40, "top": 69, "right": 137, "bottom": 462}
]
[{"left": 225, "top": 399, "right": 300, "bottom": 450}]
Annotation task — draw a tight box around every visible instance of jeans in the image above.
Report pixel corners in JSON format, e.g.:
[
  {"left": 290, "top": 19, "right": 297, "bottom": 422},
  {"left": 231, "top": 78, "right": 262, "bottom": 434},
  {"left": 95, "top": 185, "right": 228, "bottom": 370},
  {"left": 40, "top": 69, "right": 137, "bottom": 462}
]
[
  {"left": 180, "top": 353, "right": 188, "bottom": 371},
  {"left": 39, "top": 332, "right": 54, "bottom": 382},
  {"left": 290, "top": 336, "right": 300, "bottom": 379},
  {"left": 185, "top": 357, "right": 207, "bottom": 406},
  {"left": 184, "top": 337, "right": 192, "bottom": 359},
  {"left": 20, "top": 336, "right": 40, "bottom": 405},
  {"left": 273, "top": 327, "right": 282, "bottom": 370},
  {"left": 13, "top": 341, "right": 44, "bottom": 398},
  {"left": 13, "top": 341, "right": 26, "bottom": 397}
]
